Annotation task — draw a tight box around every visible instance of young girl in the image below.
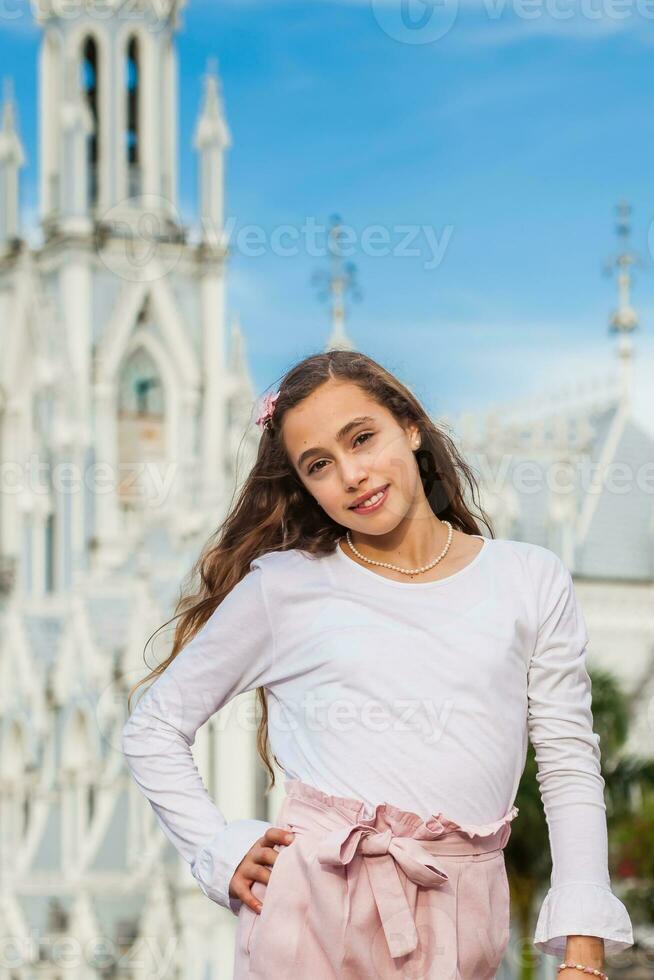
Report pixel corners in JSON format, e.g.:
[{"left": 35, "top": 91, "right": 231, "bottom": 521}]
[{"left": 122, "top": 350, "right": 633, "bottom": 979}]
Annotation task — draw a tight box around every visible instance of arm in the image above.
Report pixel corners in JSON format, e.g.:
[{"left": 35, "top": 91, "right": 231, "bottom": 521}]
[
  {"left": 526, "top": 553, "right": 634, "bottom": 960},
  {"left": 564, "top": 935, "right": 606, "bottom": 974},
  {"left": 121, "top": 560, "right": 276, "bottom": 916}
]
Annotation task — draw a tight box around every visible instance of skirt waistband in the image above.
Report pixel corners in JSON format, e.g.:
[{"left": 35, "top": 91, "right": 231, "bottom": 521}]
[
  {"left": 240, "top": 777, "right": 519, "bottom": 972},
  {"left": 279, "top": 778, "right": 519, "bottom": 857}
]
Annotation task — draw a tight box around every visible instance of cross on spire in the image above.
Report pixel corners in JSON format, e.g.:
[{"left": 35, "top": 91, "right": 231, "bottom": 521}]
[
  {"left": 312, "top": 214, "right": 360, "bottom": 351},
  {"left": 603, "top": 200, "right": 643, "bottom": 409}
]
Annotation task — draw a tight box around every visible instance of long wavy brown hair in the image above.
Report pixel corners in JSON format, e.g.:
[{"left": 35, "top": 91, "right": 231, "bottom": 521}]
[{"left": 127, "top": 349, "right": 494, "bottom": 789}]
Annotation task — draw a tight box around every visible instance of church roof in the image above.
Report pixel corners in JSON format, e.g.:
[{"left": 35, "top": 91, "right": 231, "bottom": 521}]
[
  {"left": 451, "top": 393, "right": 654, "bottom": 581},
  {"left": 575, "top": 412, "right": 654, "bottom": 579}
]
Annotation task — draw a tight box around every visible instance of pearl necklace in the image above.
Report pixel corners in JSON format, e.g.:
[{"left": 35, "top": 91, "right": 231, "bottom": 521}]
[{"left": 345, "top": 521, "right": 454, "bottom": 578}]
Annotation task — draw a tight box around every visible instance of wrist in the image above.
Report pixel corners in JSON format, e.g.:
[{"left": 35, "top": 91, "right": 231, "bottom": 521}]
[
  {"left": 564, "top": 936, "right": 605, "bottom": 970},
  {"left": 559, "top": 937, "right": 607, "bottom": 979}
]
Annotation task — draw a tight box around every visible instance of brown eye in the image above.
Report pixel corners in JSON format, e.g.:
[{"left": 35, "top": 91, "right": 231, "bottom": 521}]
[{"left": 307, "top": 433, "right": 374, "bottom": 476}]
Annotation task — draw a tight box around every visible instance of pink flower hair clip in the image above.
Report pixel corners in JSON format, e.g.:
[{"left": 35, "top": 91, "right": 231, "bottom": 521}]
[{"left": 255, "top": 390, "right": 280, "bottom": 432}]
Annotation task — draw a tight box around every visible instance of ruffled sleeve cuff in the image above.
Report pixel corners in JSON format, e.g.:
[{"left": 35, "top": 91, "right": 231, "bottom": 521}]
[
  {"left": 190, "top": 818, "right": 273, "bottom": 916},
  {"left": 533, "top": 882, "right": 634, "bottom": 958}
]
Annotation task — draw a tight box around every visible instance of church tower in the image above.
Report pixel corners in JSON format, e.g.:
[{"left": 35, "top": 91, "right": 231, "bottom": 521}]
[
  {"left": 37, "top": 0, "right": 183, "bottom": 233},
  {"left": 0, "top": 0, "right": 258, "bottom": 595},
  {"left": 0, "top": 10, "right": 270, "bottom": 976}
]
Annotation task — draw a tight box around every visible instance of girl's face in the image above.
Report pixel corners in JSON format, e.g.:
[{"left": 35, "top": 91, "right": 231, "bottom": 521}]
[{"left": 281, "top": 379, "right": 425, "bottom": 534}]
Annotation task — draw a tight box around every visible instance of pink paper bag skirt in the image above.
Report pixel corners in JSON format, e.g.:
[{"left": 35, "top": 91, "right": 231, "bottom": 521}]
[{"left": 233, "top": 778, "right": 518, "bottom": 979}]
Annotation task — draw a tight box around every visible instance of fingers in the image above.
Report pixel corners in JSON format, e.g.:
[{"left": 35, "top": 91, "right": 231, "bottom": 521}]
[
  {"left": 229, "top": 827, "right": 296, "bottom": 915},
  {"left": 263, "top": 826, "right": 295, "bottom": 847},
  {"left": 232, "top": 879, "right": 264, "bottom": 914},
  {"left": 241, "top": 852, "right": 276, "bottom": 886},
  {"left": 256, "top": 845, "right": 283, "bottom": 870},
  {"left": 231, "top": 858, "right": 278, "bottom": 914}
]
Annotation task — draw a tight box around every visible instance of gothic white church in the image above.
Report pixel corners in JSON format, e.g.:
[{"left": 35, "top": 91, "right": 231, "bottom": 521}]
[
  {"left": 0, "top": 1, "right": 652, "bottom": 977},
  {"left": 0, "top": 1, "right": 286, "bottom": 976}
]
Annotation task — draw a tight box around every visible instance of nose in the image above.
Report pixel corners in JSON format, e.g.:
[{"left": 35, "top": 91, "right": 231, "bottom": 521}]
[{"left": 341, "top": 458, "right": 369, "bottom": 492}]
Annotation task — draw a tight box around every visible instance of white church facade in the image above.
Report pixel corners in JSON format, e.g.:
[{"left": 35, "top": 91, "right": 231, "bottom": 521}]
[
  {"left": 0, "top": 1, "right": 272, "bottom": 977},
  {"left": 0, "top": 1, "right": 652, "bottom": 978}
]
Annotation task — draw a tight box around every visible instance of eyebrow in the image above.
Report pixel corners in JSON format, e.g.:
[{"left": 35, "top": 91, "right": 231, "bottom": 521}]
[{"left": 296, "top": 415, "right": 376, "bottom": 470}]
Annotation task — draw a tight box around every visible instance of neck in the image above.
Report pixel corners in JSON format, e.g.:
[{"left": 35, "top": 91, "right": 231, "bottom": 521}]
[{"left": 348, "top": 516, "right": 452, "bottom": 569}]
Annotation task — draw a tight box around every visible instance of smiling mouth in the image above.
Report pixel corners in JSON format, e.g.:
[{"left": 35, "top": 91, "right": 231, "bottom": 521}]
[{"left": 349, "top": 484, "right": 390, "bottom": 511}]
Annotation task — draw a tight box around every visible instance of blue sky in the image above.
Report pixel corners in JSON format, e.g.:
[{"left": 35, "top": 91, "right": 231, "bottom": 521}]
[{"left": 2, "top": 0, "right": 654, "bottom": 431}]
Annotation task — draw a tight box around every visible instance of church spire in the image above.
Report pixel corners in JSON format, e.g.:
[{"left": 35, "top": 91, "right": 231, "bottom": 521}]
[
  {"left": 605, "top": 200, "right": 640, "bottom": 409},
  {"left": 312, "top": 214, "right": 358, "bottom": 351},
  {"left": 0, "top": 77, "right": 25, "bottom": 253},
  {"left": 193, "top": 57, "right": 231, "bottom": 247}
]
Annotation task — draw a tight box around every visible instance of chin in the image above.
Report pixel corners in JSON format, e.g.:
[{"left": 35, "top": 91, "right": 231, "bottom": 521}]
[{"left": 346, "top": 517, "right": 405, "bottom": 536}]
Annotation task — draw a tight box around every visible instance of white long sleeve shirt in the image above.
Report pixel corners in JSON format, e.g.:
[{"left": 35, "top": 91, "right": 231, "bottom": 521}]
[{"left": 121, "top": 535, "right": 634, "bottom": 959}]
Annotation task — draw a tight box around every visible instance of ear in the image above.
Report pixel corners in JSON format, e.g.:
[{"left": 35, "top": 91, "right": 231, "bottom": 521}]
[{"left": 407, "top": 423, "right": 421, "bottom": 452}]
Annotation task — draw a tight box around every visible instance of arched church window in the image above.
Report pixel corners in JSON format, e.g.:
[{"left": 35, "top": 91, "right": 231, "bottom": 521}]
[
  {"left": 126, "top": 36, "right": 141, "bottom": 197},
  {"left": 81, "top": 36, "right": 99, "bottom": 207},
  {"left": 118, "top": 348, "right": 164, "bottom": 418},
  {"left": 117, "top": 347, "right": 166, "bottom": 507}
]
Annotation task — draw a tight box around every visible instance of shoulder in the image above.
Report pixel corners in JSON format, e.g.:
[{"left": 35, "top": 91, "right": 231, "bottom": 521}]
[
  {"left": 249, "top": 546, "right": 333, "bottom": 591},
  {"left": 496, "top": 540, "right": 578, "bottom": 639},
  {"left": 250, "top": 548, "right": 316, "bottom": 575},
  {"left": 485, "top": 537, "right": 570, "bottom": 605},
  {"left": 487, "top": 536, "right": 566, "bottom": 575},
  {"left": 247, "top": 548, "right": 336, "bottom": 632}
]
